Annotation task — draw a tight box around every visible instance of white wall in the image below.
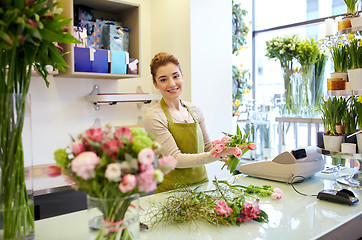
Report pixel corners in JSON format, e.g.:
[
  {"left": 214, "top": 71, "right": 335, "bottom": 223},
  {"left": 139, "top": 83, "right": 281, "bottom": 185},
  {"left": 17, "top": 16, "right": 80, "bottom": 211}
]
[
  {"left": 190, "top": 0, "right": 233, "bottom": 139},
  {"left": 28, "top": 0, "right": 232, "bottom": 174}
]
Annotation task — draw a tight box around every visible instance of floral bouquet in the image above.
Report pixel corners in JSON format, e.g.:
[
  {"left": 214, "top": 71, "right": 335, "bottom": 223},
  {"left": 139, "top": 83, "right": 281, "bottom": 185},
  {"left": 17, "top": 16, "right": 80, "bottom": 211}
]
[
  {"left": 211, "top": 125, "right": 255, "bottom": 173},
  {"left": 148, "top": 178, "right": 283, "bottom": 227},
  {"left": 48, "top": 125, "right": 177, "bottom": 240}
]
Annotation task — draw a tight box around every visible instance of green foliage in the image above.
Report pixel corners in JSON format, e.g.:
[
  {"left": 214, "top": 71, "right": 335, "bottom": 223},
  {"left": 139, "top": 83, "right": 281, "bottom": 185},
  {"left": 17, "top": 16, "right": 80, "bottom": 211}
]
[
  {"left": 319, "top": 96, "right": 347, "bottom": 135},
  {"left": 314, "top": 53, "right": 328, "bottom": 107},
  {"left": 353, "top": 95, "right": 362, "bottom": 130},
  {"left": 296, "top": 37, "right": 321, "bottom": 66},
  {"left": 330, "top": 43, "right": 348, "bottom": 72},
  {"left": 232, "top": 0, "right": 249, "bottom": 55},
  {"left": 147, "top": 178, "right": 270, "bottom": 227},
  {"left": 343, "top": 96, "right": 357, "bottom": 134},
  {"left": 344, "top": 0, "right": 359, "bottom": 15},
  {"left": 232, "top": 64, "right": 251, "bottom": 116},
  {"left": 346, "top": 39, "right": 362, "bottom": 69},
  {"left": 265, "top": 35, "right": 299, "bottom": 67},
  {"left": 0, "top": 0, "right": 80, "bottom": 93}
]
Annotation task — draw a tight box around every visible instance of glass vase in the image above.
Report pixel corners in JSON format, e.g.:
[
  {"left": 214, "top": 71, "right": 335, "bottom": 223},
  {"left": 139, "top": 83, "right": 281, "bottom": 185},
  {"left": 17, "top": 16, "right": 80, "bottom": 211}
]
[
  {"left": 300, "top": 64, "right": 315, "bottom": 115},
  {"left": 87, "top": 194, "right": 139, "bottom": 240},
  {"left": 0, "top": 94, "right": 34, "bottom": 239},
  {"left": 281, "top": 64, "right": 296, "bottom": 115}
]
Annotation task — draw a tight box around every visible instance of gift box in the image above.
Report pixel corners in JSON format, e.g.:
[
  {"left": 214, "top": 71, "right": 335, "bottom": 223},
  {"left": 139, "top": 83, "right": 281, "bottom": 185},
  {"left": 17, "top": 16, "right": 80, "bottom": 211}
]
[
  {"left": 83, "top": 20, "right": 103, "bottom": 49},
  {"left": 91, "top": 49, "right": 109, "bottom": 73},
  {"left": 74, "top": 5, "right": 93, "bottom": 26},
  {"left": 101, "top": 21, "right": 130, "bottom": 51},
  {"left": 110, "top": 50, "right": 128, "bottom": 74},
  {"left": 72, "top": 26, "right": 87, "bottom": 48},
  {"left": 74, "top": 47, "right": 91, "bottom": 72}
]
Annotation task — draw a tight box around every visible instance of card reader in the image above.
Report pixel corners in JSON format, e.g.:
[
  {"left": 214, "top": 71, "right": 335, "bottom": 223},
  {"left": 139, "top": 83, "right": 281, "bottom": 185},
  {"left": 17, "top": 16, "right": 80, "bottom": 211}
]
[{"left": 317, "top": 189, "right": 359, "bottom": 205}]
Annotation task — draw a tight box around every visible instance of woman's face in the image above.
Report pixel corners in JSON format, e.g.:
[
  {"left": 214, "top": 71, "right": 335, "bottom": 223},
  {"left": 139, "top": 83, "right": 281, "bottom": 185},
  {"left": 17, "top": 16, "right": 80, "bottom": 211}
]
[{"left": 153, "top": 63, "right": 183, "bottom": 101}]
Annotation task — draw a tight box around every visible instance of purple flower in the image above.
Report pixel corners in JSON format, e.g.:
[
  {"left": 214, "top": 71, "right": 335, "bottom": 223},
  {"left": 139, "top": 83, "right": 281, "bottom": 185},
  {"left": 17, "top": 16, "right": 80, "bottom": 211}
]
[{"left": 28, "top": 19, "right": 37, "bottom": 28}]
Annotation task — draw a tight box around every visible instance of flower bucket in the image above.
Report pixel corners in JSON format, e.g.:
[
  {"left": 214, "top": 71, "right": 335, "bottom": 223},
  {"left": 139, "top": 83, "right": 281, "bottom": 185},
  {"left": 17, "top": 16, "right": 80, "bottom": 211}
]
[
  {"left": 330, "top": 72, "right": 348, "bottom": 81},
  {"left": 323, "top": 134, "right": 343, "bottom": 152},
  {"left": 87, "top": 194, "right": 139, "bottom": 240},
  {"left": 0, "top": 94, "right": 34, "bottom": 240},
  {"left": 347, "top": 68, "right": 362, "bottom": 90},
  {"left": 351, "top": 16, "right": 362, "bottom": 29},
  {"left": 356, "top": 133, "right": 362, "bottom": 154}
]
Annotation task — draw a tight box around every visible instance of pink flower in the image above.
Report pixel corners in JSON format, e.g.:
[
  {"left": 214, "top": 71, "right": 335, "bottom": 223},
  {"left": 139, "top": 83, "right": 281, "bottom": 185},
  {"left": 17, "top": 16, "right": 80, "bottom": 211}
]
[
  {"left": 71, "top": 151, "right": 99, "bottom": 180},
  {"left": 28, "top": 19, "right": 37, "bottom": 28},
  {"left": 138, "top": 169, "right": 157, "bottom": 193},
  {"left": 237, "top": 201, "right": 261, "bottom": 222},
  {"left": 138, "top": 148, "right": 155, "bottom": 165},
  {"left": 215, "top": 201, "right": 233, "bottom": 217},
  {"left": 105, "top": 163, "right": 122, "bottom": 182},
  {"left": 211, "top": 144, "right": 224, "bottom": 157},
  {"left": 212, "top": 139, "right": 222, "bottom": 148},
  {"left": 247, "top": 143, "right": 256, "bottom": 150},
  {"left": 116, "top": 127, "right": 133, "bottom": 142},
  {"left": 85, "top": 128, "right": 103, "bottom": 142},
  {"left": 233, "top": 147, "right": 243, "bottom": 158},
  {"left": 271, "top": 193, "right": 282, "bottom": 200},
  {"left": 101, "top": 140, "right": 120, "bottom": 160},
  {"left": 46, "top": 165, "right": 62, "bottom": 177},
  {"left": 273, "top": 188, "right": 283, "bottom": 197},
  {"left": 221, "top": 136, "right": 231, "bottom": 145},
  {"left": 72, "top": 140, "right": 85, "bottom": 156},
  {"left": 158, "top": 155, "right": 177, "bottom": 174},
  {"left": 119, "top": 174, "right": 137, "bottom": 193}
]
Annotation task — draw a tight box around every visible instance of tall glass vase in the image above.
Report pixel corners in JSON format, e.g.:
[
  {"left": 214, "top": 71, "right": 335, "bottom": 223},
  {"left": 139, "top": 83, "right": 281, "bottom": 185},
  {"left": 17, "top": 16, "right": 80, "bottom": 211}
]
[
  {"left": 87, "top": 194, "right": 140, "bottom": 240},
  {"left": 281, "top": 64, "right": 295, "bottom": 115},
  {"left": 0, "top": 93, "right": 34, "bottom": 239},
  {"left": 300, "top": 64, "right": 315, "bottom": 115}
]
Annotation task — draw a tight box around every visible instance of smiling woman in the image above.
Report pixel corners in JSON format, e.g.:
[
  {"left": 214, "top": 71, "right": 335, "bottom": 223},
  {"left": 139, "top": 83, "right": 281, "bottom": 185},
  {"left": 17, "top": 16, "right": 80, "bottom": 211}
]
[{"left": 144, "top": 52, "right": 235, "bottom": 193}]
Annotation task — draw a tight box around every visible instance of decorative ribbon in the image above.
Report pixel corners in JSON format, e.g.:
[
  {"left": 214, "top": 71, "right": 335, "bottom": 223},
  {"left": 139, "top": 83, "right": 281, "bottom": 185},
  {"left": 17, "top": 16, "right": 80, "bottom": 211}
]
[
  {"left": 103, "top": 219, "right": 125, "bottom": 226},
  {"left": 101, "top": 226, "right": 126, "bottom": 233}
]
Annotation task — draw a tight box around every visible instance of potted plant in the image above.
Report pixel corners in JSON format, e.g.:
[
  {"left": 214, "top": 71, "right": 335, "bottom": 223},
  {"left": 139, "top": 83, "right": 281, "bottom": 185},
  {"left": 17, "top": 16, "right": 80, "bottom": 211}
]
[
  {"left": 343, "top": 96, "right": 358, "bottom": 144},
  {"left": 346, "top": 38, "right": 362, "bottom": 90},
  {"left": 330, "top": 43, "right": 349, "bottom": 84},
  {"left": 0, "top": 1, "right": 79, "bottom": 239},
  {"left": 319, "top": 96, "right": 346, "bottom": 152},
  {"left": 354, "top": 95, "right": 362, "bottom": 153},
  {"left": 338, "top": 0, "right": 359, "bottom": 30}
]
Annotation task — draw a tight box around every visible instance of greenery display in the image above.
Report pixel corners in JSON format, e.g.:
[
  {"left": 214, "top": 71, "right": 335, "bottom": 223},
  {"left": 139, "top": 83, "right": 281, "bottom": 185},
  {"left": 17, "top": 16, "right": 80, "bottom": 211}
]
[
  {"left": 319, "top": 96, "right": 347, "bottom": 135},
  {"left": 0, "top": 0, "right": 79, "bottom": 239},
  {"left": 346, "top": 38, "right": 362, "bottom": 69},
  {"left": 343, "top": 96, "right": 357, "bottom": 134},
  {"left": 344, "top": 0, "right": 360, "bottom": 16},
  {"left": 232, "top": 65, "right": 251, "bottom": 117},
  {"left": 147, "top": 179, "right": 284, "bottom": 227},
  {"left": 314, "top": 53, "right": 328, "bottom": 107},
  {"left": 296, "top": 38, "right": 320, "bottom": 66},
  {"left": 330, "top": 43, "right": 349, "bottom": 72},
  {"left": 232, "top": 0, "right": 249, "bottom": 56}
]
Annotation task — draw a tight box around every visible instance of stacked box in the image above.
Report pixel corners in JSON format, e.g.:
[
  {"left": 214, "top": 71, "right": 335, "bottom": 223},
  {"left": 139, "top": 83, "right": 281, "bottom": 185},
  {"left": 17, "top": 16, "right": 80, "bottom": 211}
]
[
  {"left": 101, "top": 21, "right": 129, "bottom": 51},
  {"left": 83, "top": 20, "right": 103, "bottom": 49},
  {"left": 110, "top": 50, "right": 128, "bottom": 74},
  {"left": 74, "top": 47, "right": 91, "bottom": 72}
]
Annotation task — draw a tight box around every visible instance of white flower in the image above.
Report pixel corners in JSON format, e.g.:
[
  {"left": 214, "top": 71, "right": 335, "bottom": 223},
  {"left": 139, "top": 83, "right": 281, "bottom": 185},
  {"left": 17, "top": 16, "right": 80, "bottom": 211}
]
[
  {"left": 280, "top": 49, "right": 285, "bottom": 54},
  {"left": 105, "top": 163, "right": 122, "bottom": 182},
  {"left": 291, "top": 46, "right": 295, "bottom": 50}
]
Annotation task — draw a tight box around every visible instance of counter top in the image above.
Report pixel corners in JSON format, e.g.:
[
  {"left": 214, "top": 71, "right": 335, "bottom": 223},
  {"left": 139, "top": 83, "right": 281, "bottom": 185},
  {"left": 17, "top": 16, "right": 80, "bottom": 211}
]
[{"left": 34, "top": 168, "right": 362, "bottom": 240}]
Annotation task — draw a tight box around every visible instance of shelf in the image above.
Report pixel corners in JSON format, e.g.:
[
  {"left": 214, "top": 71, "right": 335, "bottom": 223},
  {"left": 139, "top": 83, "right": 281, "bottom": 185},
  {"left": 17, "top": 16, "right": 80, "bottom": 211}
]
[
  {"left": 338, "top": 25, "right": 362, "bottom": 35},
  {"left": 327, "top": 90, "right": 362, "bottom": 96},
  {"left": 86, "top": 85, "right": 161, "bottom": 110},
  {"left": 57, "top": 0, "right": 140, "bottom": 79}
]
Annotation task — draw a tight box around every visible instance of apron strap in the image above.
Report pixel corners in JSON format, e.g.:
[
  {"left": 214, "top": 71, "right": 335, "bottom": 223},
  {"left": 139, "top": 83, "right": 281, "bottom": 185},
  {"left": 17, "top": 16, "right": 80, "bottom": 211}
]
[{"left": 160, "top": 98, "right": 174, "bottom": 123}]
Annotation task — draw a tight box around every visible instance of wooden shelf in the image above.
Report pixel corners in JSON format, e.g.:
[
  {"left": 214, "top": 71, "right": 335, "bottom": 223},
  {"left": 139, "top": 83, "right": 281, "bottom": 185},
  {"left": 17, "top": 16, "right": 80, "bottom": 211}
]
[{"left": 57, "top": 0, "right": 140, "bottom": 79}]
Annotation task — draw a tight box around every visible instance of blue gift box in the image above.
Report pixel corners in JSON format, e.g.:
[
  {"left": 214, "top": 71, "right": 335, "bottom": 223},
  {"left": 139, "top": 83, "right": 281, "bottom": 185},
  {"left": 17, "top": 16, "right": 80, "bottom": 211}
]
[
  {"left": 74, "top": 47, "right": 91, "bottom": 72},
  {"left": 110, "top": 50, "right": 128, "bottom": 74},
  {"left": 100, "top": 20, "right": 129, "bottom": 51},
  {"left": 91, "top": 49, "right": 109, "bottom": 73}
]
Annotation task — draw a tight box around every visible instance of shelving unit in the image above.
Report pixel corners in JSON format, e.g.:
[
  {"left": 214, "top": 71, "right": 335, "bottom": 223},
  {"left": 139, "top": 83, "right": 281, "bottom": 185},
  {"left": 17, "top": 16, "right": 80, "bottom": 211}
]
[
  {"left": 317, "top": 148, "right": 362, "bottom": 189},
  {"left": 86, "top": 85, "right": 161, "bottom": 110},
  {"left": 57, "top": 0, "right": 140, "bottom": 79}
]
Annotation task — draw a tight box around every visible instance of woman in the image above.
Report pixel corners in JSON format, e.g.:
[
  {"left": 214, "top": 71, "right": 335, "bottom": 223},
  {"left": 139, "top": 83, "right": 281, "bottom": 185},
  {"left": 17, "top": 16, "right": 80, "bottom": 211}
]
[{"left": 144, "top": 52, "right": 233, "bottom": 193}]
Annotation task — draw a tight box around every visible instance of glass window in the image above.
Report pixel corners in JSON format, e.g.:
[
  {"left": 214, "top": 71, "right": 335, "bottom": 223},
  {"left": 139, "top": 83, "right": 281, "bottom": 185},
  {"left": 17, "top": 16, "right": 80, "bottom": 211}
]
[{"left": 254, "top": 0, "right": 347, "bottom": 31}]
